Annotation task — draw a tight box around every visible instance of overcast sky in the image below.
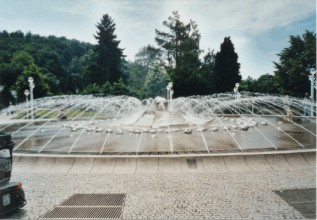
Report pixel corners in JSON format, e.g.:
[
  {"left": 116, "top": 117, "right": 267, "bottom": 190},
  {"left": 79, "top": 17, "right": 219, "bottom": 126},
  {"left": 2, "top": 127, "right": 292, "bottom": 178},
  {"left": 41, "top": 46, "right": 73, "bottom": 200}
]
[{"left": 0, "top": 0, "right": 315, "bottom": 79}]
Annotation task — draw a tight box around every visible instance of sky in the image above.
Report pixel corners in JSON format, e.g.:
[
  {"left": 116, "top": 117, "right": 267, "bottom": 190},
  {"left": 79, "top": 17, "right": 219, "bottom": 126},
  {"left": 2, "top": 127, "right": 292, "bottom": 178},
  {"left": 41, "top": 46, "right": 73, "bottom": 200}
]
[{"left": 0, "top": 0, "right": 315, "bottom": 79}]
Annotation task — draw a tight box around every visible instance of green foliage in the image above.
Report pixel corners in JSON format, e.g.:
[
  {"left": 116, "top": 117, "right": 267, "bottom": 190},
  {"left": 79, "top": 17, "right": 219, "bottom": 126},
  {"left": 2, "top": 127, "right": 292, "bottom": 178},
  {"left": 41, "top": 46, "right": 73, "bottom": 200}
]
[
  {"left": 0, "top": 30, "right": 94, "bottom": 99},
  {"left": 135, "top": 45, "right": 162, "bottom": 70},
  {"left": 212, "top": 37, "right": 241, "bottom": 93},
  {"left": 91, "top": 14, "right": 125, "bottom": 84},
  {"left": 101, "top": 81, "right": 112, "bottom": 95},
  {"left": 200, "top": 50, "right": 216, "bottom": 92},
  {"left": 15, "top": 63, "right": 50, "bottom": 101},
  {"left": 126, "top": 61, "right": 148, "bottom": 89},
  {"left": 240, "top": 74, "right": 278, "bottom": 94},
  {"left": 82, "top": 83, "right": 102, "bottom": 95},
  {"left": 0, "top": 85, "right": 14, "bottom": 109},
  {"left": 111, "top": 78, "right": 129, "bottom": 95},
  {"left": 273, "top": 31, "right": 316, "bottom": 97},
  {"left": 143, "top": 64, "right": 170, "bottom": 97},
  {"left": 155, "top": 11, "right": 209, "bottom": 97},
  {"left": 239, "top": 76, "right": 257, "bottom": 92},
  {"left": 256, "top": 74, "right": 278, "bottom": 94},
  {"left": 82, "top": 79, "right": 129, "bottom": 96},
  {"left": 11, "top": 51, "right": 34, "bottom": 68},
  {"left": 1, "top": 17, "right": 313, "bottom": 101}
]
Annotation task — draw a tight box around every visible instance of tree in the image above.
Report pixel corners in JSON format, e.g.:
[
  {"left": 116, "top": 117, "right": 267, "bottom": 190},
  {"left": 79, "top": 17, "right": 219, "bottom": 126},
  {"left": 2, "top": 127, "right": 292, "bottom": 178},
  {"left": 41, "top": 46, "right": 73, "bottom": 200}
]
[
  {"left": 15, "top": 63, "right": 50, "bottom": 101},
  {"left": 0, "top": 85, "right": 13, "bottom": 109},
  {"left": 212, "top": 37, "right": 241, "bottom": 93},
  {"left": 110, "top": 78, "right": 129, "bottom": 95},
  {"left": 126, "top": 61, "right": 148, "bottom": 89},
  {"left": 201, "top": 50, "right": 216, "bottom": 92},
  {"left": 135, "top": 45, "right": 162, "bottom": 70},
  {"left": 143, "top": 64, "right": 170, "bottom": 98},
  {"left": 92, "top": 14, "right": 124, "bottom": 84},
  {"left": 126, "top": 45, "right": 162, "bottom": 90},
  {"left": 82, "top": 83, "right": 102, "bottom": 95},
  {"left": 0, "top": 30, "right": 94, "bottom": 96},
  {"left": 273, "top": 31, "right": 316, "bottom": 97},
  {"left": 155, "top": 11, "right": 206, "bottom": 97},
  {"left": 239, "top": 76, "right": 257, "bottom": 93},
  {"left": 0, "top": 51, "right": 34, "bottom": 88},
  {"left": 256, "top": 74, "right": 278, "bottom": 94}
]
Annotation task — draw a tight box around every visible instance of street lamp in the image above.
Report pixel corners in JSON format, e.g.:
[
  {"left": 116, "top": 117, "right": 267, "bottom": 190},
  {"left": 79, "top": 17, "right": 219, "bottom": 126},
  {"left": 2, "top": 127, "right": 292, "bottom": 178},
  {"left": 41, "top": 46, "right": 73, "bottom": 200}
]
[
  {"left": 309, "top": 68, "right": 316, "bottom": 116},
  {"left": 24, "top": 90, "right": 29, "bottom": 119},
  {"left": 28, "top": 77, "right": 35, "bottom": 120}
]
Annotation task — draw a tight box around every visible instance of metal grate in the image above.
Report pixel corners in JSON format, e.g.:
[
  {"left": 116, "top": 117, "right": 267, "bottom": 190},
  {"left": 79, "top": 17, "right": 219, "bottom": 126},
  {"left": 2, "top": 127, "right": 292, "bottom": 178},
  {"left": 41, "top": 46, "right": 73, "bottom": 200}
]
[
  {"left": 274, "top": 188, "right": 316, "bottom": 219},
  {"left": 41, "top": 194, "right": 126, "bottom": 219},
  {"left": 186, "top": 158, "right": 197, "bottom": 169},
  {"left": 61, "top": 194, "right": 125, "bottom": 207}
]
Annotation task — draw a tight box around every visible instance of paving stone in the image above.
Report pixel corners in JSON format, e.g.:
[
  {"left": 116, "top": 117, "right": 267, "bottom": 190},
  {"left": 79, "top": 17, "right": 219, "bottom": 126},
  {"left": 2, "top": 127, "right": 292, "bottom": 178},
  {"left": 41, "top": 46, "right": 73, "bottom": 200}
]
[
  {"left": 48, "top": 157, "right": 74, "bottom": 173},
  {"left": 224, "top": 155, "right": 251, "bottom": 172},
  {"left": 202, "top": 156, "right": 227, "bottom": 172},
  {"left": 245, "top": 155, "right": 272, "bottom": 171},
  {"left": 136, "top": 158, "right": 158, "bottom": 174},
  {"left": 90, "top": 157, "right": 115, "bottom": 174},
  {"left": 4, "top": 153, "right": 316, "bottom": 219},
  {"left": 112, "top": 158, "right": 137, "bottom": 174},
  {"left": 284, "top": 153, "right": 311, "bottom": 169},
  {"left": 265, "top": 154, "right": 291, "bottom": 171},
  {"left": 158, "top": 158, "right": 181, "bottom": 173},
  {"left": 68, "top": 157, "right": 95, "bottom": 174}
]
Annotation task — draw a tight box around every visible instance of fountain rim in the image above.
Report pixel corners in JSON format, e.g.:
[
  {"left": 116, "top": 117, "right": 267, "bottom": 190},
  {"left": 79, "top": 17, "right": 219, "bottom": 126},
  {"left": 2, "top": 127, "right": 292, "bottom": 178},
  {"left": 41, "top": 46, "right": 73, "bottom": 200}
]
[{"left": 13, "top": 148, "right": 316, "bottom": 159}]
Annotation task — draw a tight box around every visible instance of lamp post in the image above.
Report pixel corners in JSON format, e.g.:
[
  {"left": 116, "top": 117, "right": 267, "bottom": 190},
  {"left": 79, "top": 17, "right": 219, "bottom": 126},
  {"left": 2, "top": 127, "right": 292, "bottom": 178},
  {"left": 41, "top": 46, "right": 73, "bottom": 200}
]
[
  {"left": 309, "top": 68, "right": 316, "bottom": 116},
  {"left": 28, "top": 77, "right": 35, "bottom": 120},
  {"left": 24, "top": 90, "right": 29, "bottom": 119}
]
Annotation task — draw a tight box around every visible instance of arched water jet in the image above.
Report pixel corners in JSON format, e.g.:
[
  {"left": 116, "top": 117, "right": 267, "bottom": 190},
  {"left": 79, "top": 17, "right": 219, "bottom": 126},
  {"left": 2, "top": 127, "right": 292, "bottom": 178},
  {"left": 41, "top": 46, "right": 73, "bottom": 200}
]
[{"left": 0, "top": 94, "right": 315, "bottom": 155}]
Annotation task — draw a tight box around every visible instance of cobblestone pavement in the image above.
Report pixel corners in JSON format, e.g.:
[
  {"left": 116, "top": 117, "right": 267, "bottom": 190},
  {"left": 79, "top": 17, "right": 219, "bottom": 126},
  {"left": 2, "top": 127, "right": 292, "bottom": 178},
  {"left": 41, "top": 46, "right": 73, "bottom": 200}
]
[{"left": 4, "top": 156, "right": 315, "bottom": 220}]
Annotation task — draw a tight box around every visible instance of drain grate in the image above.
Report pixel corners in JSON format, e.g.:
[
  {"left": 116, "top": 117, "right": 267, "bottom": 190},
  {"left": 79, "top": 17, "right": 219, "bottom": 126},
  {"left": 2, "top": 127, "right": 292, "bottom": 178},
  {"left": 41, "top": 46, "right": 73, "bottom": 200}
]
[
  {"left": 274, "top": 188, "right": 316, "bottom": 219},
  {"left": 61, "top": 193, "right": 126, "bottom": 207},
  {"left": 41, "top": 194, "right": 126, "bottom": 219},
  {"left": 42, "top": 207, "right": 123, "bottom": 219},
  {"left": 186, "top": 158, "right": 197, "bottom": 169}
]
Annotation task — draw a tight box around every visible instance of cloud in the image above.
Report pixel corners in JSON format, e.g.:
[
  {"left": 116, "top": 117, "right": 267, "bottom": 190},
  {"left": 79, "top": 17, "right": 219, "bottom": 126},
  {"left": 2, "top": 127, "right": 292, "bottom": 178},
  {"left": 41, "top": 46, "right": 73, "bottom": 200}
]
[
  {"left": 1, "top": 0, "right": 314, "bottom": 78},
  {"left": 163, "top": 0, "right": 315, "bottom": 34}
]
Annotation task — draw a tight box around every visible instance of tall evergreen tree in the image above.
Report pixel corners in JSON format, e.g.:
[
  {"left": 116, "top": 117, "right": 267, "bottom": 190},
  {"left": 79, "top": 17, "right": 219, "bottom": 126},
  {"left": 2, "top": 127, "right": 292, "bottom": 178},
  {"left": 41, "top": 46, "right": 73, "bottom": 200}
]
[
  {"left": 155, "top": 11, "right": 207, "bottom": 97},
  {"left": 212, "top": 37, "right": 241, "bottom": 93},
  {"left": 92, "top": 14, "right": 124, "bottom": 84}
]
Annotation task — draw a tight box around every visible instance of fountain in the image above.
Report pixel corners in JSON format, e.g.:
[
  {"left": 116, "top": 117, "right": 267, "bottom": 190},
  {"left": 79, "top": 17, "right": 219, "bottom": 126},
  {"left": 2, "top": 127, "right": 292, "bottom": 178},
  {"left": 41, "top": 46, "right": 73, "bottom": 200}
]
[{"left": 0, "top": 91, "right": 315, "bottom": 156}]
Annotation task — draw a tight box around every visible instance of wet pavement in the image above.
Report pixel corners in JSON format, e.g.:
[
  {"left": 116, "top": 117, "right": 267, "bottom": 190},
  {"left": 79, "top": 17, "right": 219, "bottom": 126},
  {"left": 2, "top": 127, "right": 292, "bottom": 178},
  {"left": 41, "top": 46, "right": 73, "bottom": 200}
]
[{"left": 3, "top": 152, "right": 316, "bottom": 219}]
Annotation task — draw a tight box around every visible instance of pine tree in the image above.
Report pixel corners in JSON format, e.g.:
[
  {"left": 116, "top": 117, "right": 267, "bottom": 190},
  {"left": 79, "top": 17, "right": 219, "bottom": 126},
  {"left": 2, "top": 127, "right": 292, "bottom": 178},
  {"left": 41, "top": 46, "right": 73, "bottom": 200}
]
[
  {"left": 212, "top": 37, "right": 241, "bottom": 93},
  {"left": 93, "top": 14, "right": 124, "bottom": 84}
]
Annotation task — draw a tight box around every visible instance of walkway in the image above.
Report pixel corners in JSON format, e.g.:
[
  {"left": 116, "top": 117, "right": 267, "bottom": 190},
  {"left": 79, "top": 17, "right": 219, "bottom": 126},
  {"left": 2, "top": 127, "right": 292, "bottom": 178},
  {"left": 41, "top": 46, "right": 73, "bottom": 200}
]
[{"left": 5, "top": 152, "right": 317, "bottom": 219}]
